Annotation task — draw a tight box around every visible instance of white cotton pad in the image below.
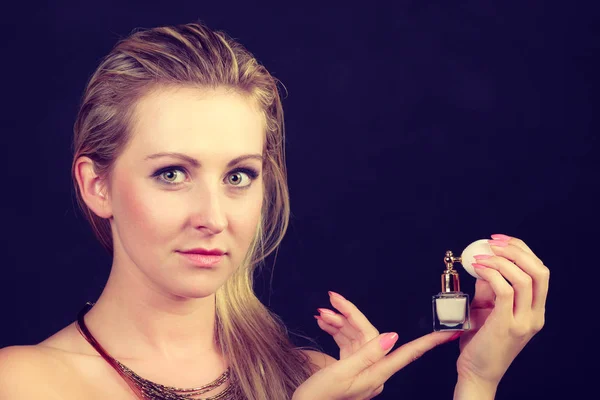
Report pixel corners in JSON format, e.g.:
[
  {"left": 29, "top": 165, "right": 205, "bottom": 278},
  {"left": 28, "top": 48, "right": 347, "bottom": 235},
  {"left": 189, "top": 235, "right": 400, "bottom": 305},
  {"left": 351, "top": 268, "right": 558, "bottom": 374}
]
[{"left": 459, "top": 239, "right": 495, "bottom": 279}]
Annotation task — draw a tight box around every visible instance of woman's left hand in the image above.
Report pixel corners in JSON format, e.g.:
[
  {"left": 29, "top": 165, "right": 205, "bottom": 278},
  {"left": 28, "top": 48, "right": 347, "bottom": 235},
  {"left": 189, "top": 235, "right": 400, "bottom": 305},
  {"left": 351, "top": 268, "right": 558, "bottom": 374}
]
[
  {"left": 456, "top": 234, "right": 549, "bottom": 390},
  {"left": 314, "top": 291, "right": 458, "bottom": 398}
]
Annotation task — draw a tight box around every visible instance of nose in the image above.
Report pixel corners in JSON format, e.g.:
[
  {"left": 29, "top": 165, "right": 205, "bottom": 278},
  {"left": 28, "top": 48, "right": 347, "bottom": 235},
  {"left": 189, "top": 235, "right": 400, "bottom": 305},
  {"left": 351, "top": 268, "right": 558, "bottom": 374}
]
[{"left": 189, "top": 184, "right": 228, "bottom": 234}]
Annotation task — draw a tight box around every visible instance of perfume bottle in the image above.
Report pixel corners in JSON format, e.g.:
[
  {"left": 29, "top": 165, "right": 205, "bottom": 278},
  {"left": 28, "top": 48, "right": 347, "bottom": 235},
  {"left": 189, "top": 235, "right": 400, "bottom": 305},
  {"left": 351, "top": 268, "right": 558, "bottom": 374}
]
[{"left": 432, "top": 250, "right": 471, "bottom": 331}]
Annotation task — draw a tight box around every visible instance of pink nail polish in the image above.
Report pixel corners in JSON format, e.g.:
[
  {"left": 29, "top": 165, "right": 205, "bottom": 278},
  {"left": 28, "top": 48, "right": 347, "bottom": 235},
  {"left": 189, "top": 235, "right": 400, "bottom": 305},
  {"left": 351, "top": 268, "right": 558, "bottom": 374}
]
[
  {"left": 447, "top": 331, "right": 463, "bottom": 342},
  {"left": 318, "top": 308, "right": 335, "bottom": 315},
  {"left": 488, "top": 239, "right": 509, "bottom": 247},
  {"left": 473, "top": 263, "right": 489, "bottom": 269},
  {"left": 473, "top": 254, "right": 493, "bottom": 260},
  {"left": 491, "top": 234, "right": 511, "bottom": 242},
  {"left": 328, "top": 291, "right": 345, "bottom": 300},
  {"left": 379, "top": 332, "right": 398, "bottom": 350}
]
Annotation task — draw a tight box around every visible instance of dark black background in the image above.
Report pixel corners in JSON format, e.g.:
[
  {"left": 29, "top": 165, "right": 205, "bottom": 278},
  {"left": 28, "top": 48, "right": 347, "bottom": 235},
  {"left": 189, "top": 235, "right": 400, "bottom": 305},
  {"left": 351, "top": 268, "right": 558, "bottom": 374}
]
[{"left": 1, "top": 1, "right": 597, "bottom": 398}]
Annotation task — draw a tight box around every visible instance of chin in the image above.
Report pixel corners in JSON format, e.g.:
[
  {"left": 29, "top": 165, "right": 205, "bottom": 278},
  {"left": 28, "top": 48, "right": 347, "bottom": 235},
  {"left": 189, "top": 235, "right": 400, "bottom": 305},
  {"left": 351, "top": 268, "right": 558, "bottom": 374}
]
[
  {"left": 166, "top": 287, "right": 219, "bottom": 300},
  {"left": 170, "top": 279, "right": 228, "bottom": 299}
]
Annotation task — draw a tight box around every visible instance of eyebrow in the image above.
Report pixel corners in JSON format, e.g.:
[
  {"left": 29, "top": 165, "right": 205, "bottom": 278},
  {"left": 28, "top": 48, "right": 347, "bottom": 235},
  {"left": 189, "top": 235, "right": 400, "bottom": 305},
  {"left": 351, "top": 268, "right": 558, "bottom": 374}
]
[{"left": 144, "top": 152, "right": 263, "bottom": 168}]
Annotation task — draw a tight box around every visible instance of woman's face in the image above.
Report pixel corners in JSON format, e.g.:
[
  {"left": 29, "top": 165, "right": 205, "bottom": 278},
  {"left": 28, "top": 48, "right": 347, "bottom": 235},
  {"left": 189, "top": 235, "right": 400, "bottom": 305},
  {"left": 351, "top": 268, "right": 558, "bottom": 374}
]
[{"left": 105, "top": 86, "right": 265, "bottom": 299}]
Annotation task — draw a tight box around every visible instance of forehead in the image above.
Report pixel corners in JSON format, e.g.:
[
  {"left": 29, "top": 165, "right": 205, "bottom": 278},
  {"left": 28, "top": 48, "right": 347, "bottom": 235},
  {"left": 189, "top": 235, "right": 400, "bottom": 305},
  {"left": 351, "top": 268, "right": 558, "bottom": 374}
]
[{"left": 127, "top": 86, "right": 265, "bottom": 157}]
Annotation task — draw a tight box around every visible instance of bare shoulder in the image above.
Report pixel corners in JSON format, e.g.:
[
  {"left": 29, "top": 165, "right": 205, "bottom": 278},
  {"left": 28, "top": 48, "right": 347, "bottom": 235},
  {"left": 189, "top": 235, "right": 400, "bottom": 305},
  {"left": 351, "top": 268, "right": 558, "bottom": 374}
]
[
  {"left": 0, "top": 344, "right": 64, "bottom": 373},
  {"left": 300, "top": 349, "right": 337, "bottom": 373},
  {"left": 0, "top": 323, "right": 101, "bottom": 399},
  {"left": 0, "top": 345, "right": 69, "bottom": 398}
]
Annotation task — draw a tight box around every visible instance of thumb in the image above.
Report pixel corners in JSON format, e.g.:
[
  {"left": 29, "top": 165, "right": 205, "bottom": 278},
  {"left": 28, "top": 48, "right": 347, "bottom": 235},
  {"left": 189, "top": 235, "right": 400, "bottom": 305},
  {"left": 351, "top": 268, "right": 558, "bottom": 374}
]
[
  {"left": 333, "top": 332, "right": 399, "bottom": 377},
  {"left": 471, "top": 278, "right": 495, "bottom": 309}
]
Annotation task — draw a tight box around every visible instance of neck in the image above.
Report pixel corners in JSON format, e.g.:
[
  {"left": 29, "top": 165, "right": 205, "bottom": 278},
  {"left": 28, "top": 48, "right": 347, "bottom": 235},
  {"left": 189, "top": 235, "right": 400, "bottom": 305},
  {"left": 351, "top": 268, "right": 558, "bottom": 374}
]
[{"left": 83, "top": 259, "right": 219, "bottom": 364}]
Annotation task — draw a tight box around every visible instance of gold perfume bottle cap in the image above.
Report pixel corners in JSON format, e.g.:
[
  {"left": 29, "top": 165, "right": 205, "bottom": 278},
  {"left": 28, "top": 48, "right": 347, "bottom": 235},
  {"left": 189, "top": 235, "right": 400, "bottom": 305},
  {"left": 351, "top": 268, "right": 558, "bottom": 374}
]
[{"left": 441, "top": 250, "right": 462, "bottom": 292}]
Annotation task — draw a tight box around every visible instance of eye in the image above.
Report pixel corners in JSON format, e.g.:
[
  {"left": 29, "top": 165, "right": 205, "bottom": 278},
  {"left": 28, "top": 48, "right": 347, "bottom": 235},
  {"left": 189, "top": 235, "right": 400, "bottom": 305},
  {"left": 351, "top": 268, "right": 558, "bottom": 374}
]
[
  {"left": 153, "top": 166, "right": 187, "bottom": 185},
  {"left": 151, "top": 166, "right": 259, "bottom": 188},
  {"left": 227, "top": 168, "right": 259, "bottom": 189}
]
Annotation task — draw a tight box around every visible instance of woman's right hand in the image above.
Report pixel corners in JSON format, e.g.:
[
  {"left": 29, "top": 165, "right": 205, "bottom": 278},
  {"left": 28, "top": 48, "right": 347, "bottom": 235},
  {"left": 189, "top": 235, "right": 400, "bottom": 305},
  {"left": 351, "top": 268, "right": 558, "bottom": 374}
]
[{"left": 293, "top": 321, "right": 458, "bottom": 399}]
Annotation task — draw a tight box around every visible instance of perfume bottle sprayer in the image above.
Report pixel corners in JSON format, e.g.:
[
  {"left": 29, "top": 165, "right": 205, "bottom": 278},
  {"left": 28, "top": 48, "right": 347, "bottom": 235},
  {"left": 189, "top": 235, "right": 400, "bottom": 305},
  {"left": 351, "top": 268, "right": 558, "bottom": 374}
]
[{"left": 432, "top": 239, "right": 496, "bottom": 331}]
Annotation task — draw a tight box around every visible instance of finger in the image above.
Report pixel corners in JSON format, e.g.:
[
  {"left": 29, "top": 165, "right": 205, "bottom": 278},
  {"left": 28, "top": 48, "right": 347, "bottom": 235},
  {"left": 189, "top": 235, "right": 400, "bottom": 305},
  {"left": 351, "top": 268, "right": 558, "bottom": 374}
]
[
  {"left": 368, "top": 331, "right": 456, "bottom": 383},
  {"left": 468, "top": 307, "right": 493, "bottom": 332},
  {"left": 488, "top": 241, "right": 550, "bottom": 312},
  {"left": 316, "top": 311, "right": 365, "bottom": 358},
  {"left": 328, "top": 292, "right": 380, "bottom": 341},
  {"left": 473, "top": 256, "right": 533, "bottom": 318},
  {"left": 315, "top": 315, "right": 353, "bottom": 348},
  {"left": 317, "top": 309, "right": 346, "bottom": 329},
  {"left": 470, "top": 278, "right": 495, "bottom": 310},
  {"left": 492, "top": 234, "right": 543, "bottom": 264},
  {"left": 318, "top": 308, "right": 365, "bottom": 345},
  {"left": 331, "top": 332, "right": 400, "bottom": 379},
  {"left": 472, "top": 265, "right": 514, "bottom": 319}
]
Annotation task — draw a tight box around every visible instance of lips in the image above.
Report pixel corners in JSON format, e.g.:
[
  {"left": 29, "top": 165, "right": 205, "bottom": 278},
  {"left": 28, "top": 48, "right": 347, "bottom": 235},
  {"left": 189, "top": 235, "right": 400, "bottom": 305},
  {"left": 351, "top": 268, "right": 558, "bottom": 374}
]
[
  {"left": 178, "top": 251, "right": 224, "bottom": 267},
  {"left": 178, "top": 248, "right": 225, "bottom": 256}
]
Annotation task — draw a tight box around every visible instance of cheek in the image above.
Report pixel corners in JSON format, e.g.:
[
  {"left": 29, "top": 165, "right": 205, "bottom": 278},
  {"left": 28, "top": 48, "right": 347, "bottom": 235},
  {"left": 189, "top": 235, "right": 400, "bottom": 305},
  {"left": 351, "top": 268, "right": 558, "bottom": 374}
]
[
  {"left": 112, "top": 179, "right": 181, "bottom": 247},
  {"left": 230, "top": 189, "right": 263, "bottom": 242}
]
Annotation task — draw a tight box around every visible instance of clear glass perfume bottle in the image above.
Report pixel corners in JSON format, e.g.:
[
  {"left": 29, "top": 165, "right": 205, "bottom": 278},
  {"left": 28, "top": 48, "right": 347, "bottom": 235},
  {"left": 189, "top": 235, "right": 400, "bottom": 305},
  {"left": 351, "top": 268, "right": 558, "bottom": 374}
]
[{"left": 432, "top": 250, "right": 471, "bottom": 331}]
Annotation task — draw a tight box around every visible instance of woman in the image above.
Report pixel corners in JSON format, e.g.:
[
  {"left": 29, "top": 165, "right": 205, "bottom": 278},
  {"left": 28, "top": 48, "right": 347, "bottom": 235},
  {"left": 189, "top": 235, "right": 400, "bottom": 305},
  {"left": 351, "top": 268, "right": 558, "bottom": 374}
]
[{"left": 0, "top": 21, "right": 548, "bottom": 399}]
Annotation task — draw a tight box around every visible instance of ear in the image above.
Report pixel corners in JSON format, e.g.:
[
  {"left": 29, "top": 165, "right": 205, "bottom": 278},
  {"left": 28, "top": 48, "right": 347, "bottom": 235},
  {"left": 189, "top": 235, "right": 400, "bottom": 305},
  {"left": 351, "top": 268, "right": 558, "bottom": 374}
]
[{"left": 74, "top": 156, "right": 113, "bottom": 219}]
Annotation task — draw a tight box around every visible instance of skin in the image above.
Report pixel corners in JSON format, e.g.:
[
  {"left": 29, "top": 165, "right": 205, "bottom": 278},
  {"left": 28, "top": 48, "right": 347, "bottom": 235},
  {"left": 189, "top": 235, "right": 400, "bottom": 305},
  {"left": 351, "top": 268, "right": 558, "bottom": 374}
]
[
  {"left": 300, "top": 235, "right": 548, "bottom": 400},
  {"left": 72, "top": 85, "right": 265, "bottom": 376}
]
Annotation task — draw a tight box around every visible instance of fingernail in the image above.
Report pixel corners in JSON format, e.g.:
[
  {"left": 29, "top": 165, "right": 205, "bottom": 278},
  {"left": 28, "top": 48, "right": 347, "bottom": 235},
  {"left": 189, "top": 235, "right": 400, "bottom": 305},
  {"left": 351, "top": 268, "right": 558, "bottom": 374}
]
[
  {"left": 473, "top": 254, "right": 493, "bottom": 260},
  {"left": 328, "top": 291, "right": 345, "bottom": 300},
  {"left": 491, "top": 234, "right": 511, "bottom": 242},
  {"left": 379, "top": 332, "right": 399, "bottom": 350},
  {"left": 488, "top": 239, "right": 509, "bottom": 247},
  {"left": 448, "top": 331, "right": 463, "bottom": 342},
  {"left": 314, "top": 315, "right": 322, "bottom": 320},
  {"left": 318, "top": 308, "right": 336, "bottom": 315},
  {"left": 473, "top": 263, "right": 489, "bottom": 269}
]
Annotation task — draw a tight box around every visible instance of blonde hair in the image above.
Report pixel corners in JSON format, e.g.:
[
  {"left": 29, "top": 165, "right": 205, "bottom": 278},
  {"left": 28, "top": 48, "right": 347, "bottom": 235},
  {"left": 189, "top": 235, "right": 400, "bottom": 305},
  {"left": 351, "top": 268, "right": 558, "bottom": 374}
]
[{"left": 71, "top": 21, "right": 318, "bottom": 399}]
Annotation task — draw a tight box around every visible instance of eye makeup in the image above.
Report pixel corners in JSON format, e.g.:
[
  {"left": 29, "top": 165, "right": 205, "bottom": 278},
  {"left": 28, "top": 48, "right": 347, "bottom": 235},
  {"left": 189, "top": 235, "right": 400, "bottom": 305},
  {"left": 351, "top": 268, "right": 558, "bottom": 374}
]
[{"left": 150, "top": 164, "right": 260, "bottom": 188}]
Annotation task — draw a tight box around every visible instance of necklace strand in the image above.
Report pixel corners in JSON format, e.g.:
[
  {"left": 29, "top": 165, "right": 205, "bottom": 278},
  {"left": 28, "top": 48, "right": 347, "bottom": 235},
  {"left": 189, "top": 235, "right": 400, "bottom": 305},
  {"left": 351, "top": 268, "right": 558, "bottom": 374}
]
[
  {"left": 76, "top": 302, "right": 239, "bottom": 400},
  {"left": 115, "top": 360, "right": 235, "bottom": 400}
]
